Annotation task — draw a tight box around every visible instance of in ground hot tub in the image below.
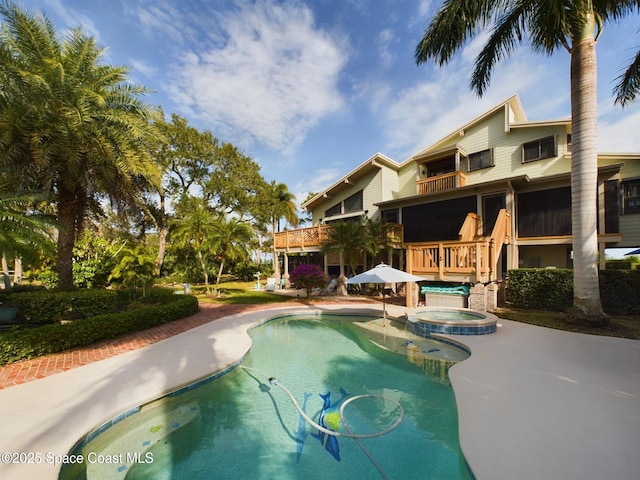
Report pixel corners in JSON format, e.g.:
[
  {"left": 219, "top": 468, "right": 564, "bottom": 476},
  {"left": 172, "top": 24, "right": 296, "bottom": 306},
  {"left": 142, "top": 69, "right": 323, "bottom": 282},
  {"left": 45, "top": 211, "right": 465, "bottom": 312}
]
[{"left": 407, "top": 307, "right": 498, "bottom": 336}]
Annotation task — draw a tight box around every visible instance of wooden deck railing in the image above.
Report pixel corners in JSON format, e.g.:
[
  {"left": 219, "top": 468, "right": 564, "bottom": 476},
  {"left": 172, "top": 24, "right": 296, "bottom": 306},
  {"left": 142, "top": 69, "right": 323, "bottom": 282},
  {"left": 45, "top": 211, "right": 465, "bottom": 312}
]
[
  {"left": 274, "top": 225, "right": 329, "bottom": 250},
  {"left": 406, "top": 209, "right": 511, "bottom": 283},
  {"left": 274, "top": 224, "right": 404, "bottom": 251},
  {"left": 416, "top": 171, "right": 467, "bottom": 195}
]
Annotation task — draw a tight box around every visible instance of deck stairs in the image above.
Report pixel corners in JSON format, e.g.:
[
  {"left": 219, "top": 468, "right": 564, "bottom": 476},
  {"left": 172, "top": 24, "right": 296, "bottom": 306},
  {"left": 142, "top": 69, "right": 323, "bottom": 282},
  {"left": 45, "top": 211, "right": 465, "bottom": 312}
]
[{"left": 405, "top": 209, "right": 511, "bottom": 283}]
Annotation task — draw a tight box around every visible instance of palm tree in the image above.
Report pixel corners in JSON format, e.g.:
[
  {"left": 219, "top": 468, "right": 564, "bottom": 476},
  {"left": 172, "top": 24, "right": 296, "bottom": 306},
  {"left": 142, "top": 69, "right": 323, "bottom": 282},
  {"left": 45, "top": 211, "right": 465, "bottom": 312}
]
[
  {"left": 0, "top": 2, "right": 160, "bottom": 290},
  {"left": 415, "top": 0, "right": 638, "bottom": 321},
  {"left": 266, "top": 182, "right": 299, "bottom": 279},
  {"left": 0, "top": 189, "right": 56, "bottom": 263},
  {"left": 209, "top": 216, "right": 254, "bottom": 295},
  {"left": 108, "top": 244, "right": 156, "bottom": 297},
  {"left": 321, "top": 220, "right": 365, "bottom": 294},
  {"left": 0, "top": 186, "right": 56, "bottom": 288},
  {"left": 362, "top": 218, "right": 399, "bottom": 269},
  {"left": 170, "top": 198, "right": 218, "bottom": 292}
]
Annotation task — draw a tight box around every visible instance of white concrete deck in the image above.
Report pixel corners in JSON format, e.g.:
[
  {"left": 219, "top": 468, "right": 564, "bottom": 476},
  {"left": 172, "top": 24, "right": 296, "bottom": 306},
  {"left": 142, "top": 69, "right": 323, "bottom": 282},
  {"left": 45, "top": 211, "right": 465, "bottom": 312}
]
[{"left": 0, "top": 303, "right": 638, "bottom": 480}]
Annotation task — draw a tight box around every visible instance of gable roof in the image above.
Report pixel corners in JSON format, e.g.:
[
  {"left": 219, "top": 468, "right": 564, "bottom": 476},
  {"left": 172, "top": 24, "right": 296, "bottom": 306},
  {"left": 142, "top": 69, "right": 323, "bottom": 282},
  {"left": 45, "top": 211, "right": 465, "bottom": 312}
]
[
  {"left": 302, "top": 152, "right": 400, "bottom": 210},
  {"left": 404, "top": 95, "right": 528, "bottom": 164}
]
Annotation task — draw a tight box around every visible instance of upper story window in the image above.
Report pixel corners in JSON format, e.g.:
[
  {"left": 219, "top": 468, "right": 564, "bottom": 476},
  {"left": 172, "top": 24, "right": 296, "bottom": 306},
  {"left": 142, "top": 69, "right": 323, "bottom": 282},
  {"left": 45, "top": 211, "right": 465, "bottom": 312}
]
[
  {"left": 325, "top": 203, "right": 341, "bottom": 217},
  {"left": 623, "top": 179, "right": 640, "bottom": 214},
  {"left": 468, "top": 148, "right": 494, "bottom": 171},
  {"left": 343, "top": 190, "right": 363, "bottom": 213},
  {"left": 522, "top": 136, "right": 556, "bottom": 163},
  {"left": 324, "top": 190, "right": 364, "bottom": 218}
]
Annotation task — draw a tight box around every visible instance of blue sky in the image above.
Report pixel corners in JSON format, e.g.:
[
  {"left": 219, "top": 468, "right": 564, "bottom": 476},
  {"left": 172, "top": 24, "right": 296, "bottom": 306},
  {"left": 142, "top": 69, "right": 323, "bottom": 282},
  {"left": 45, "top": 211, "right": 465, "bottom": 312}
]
[{"left": 21, "top": 0, "right": 640, "bottom": 210}]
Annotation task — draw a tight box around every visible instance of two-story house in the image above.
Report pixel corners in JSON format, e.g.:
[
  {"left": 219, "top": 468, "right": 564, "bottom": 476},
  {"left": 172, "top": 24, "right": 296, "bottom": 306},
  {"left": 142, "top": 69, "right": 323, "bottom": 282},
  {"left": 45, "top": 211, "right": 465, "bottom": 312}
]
[{"left": 274, "top": 95, "right": 640, "bottom": 309}]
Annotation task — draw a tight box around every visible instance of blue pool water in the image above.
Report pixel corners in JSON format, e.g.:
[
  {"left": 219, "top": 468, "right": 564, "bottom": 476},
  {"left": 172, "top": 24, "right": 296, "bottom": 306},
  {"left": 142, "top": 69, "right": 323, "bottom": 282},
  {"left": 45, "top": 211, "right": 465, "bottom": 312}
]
[{"left": 61, "top": 314, "right": 472, "bottom": 479}]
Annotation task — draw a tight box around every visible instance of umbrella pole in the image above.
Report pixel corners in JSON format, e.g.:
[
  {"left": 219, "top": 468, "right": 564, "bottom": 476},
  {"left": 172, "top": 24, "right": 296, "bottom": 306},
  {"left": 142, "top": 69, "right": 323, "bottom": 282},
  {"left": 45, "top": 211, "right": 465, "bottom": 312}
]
[{"left": 382, "top": 297, "right": 386, "bottom": 326}]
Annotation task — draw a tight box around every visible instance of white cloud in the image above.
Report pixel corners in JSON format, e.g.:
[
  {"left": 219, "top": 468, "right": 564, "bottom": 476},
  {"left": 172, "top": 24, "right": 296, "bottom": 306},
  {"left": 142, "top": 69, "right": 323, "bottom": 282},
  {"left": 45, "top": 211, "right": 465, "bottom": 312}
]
[
  {"left": 379, "top": 51, "right": 552, "bottom": 160},
  {"left": 41, "top": 0, "right": 101, "bottom": 41},
  {"left": 163, "top": 0, "right": 347, "bottom": 156},
  {"left": 377, "top": 29, "right": 396, "bottom": 67},
  {"left": 134, "top": 0, "right": 186, "bottom": 44},
  {"left": 295, "top": 168, "right": 341, "bottom": 199},
  {"left": 598, "top": 108, "right": 640, "bottom": 152},
  {"left": 129, "top": 59, "right": 157, "bottom": 79}
]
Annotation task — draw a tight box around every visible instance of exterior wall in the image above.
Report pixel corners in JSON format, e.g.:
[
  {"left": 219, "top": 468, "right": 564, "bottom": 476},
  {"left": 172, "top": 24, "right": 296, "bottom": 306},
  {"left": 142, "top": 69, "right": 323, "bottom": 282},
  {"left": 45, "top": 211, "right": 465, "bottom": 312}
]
[
  {"left": 396, "top": 161, "right": 419, "bottom": 198},
  {"left": 307, "top": 163, "right": 402, "bottom": 224},
  {"left": 618, "top": 159, "right": 640, "bottom": 247},
  {"left": 619, "top": 215, "right": 640, "bottom": 247},
  {"left": 461, "top": 122, "right": 570, "bottom": 185}
]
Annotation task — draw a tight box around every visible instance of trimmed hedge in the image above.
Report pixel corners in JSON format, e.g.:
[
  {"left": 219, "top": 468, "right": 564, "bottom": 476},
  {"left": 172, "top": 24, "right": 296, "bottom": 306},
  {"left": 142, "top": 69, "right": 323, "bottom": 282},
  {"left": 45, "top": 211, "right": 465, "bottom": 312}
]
[
  {"left": 506, "top": 268, "right": 640, "bottom": 314},
  {"left": 0, "top": 289, "right": 118, "bottom": 325},
  {"left": 0, "top": 295, "right": 198, "bottom": 365},
  {"left": 599, "top": 269, "right": 640, "bottom": 314}
]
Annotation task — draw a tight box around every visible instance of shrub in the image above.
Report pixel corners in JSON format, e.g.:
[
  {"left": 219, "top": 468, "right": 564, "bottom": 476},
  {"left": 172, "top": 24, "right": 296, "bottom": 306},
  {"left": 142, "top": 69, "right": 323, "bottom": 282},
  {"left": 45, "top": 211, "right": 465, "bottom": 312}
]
[
  {"left": 599, "top": 269, "right": 640, "bottom": 314},
  {"left": 289, "top": 264, "right": 327, "bottom": 297},
  {"left": 506, "top": 269, "right": 573, "bottom": 311},
  {"left": 3, "top": 289, "right": 118, "bottom": 325},
  {"left": 0, "top": 295, "right": 198, "bottom": 365},
  {"left": 506, "top": 268, "right": 640, "bottom": 314},
  {"left": 605, "top": 259, "right": 632, "bottom": 270}
]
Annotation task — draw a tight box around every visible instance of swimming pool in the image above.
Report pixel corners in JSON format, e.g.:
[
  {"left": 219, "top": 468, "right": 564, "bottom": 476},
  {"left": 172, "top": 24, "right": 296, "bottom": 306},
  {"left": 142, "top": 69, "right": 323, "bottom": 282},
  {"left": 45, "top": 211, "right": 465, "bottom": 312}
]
[{"left": 60, "top": 314, "right": 473, "bottom": 479}]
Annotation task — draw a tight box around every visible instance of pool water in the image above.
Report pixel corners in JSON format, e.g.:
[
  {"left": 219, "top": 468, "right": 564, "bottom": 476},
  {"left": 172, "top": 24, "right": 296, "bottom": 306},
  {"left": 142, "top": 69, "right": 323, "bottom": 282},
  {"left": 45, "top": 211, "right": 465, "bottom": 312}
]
[{"left": 61, "top": 314, "right": 472, "bottom": 480}]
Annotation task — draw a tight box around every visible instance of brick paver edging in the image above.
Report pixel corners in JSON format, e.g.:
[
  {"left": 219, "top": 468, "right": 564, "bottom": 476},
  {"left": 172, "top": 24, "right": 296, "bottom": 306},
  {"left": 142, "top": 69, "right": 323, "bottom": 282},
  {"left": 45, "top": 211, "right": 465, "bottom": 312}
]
[{"left": 0, "top": 299, "right": 376, "bottom": 390}]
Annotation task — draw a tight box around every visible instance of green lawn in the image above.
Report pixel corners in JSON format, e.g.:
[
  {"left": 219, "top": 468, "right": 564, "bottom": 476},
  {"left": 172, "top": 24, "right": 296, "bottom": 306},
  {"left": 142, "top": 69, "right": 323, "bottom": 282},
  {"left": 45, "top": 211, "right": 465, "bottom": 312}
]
[{"left": 494, "top": 307, "right": 640, "bottom": 340}]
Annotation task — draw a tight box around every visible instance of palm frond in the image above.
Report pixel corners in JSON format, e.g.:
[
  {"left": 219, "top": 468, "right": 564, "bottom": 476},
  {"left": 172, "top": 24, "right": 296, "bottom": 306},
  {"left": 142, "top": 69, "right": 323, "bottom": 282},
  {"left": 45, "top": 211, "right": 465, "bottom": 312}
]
[{"left": 613, "top": 48, "right": 640, "bottom": 106}]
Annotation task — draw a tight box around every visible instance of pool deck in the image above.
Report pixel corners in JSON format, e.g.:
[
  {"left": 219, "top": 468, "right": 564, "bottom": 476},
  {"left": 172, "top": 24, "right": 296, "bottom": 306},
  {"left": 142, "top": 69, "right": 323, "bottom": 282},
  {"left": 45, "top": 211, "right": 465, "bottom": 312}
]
[{"left": 0, "top": 301, "right": 638, "bottom": 480}]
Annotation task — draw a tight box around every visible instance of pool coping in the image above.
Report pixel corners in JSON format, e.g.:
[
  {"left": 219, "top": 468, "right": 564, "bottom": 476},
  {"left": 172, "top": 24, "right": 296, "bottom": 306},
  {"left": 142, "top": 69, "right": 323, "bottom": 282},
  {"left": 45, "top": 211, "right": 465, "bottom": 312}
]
[{"left": 0, "top": 303, "right": 638, "bottom": 480}]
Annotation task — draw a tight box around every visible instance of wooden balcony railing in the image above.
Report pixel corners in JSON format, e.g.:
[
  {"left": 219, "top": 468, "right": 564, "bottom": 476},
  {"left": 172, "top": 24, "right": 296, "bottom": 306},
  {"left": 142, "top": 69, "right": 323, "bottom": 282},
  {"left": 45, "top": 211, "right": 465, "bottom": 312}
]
[
  {"left": 274, "top": 224, "right": 404, "bottom": 252},
  {"left": 417, "top": 171, "right": 467, "bottom": 195},
  {"left": 406, "top": 209, "right": 511, "bottom": 283},
  {"left": 407, "top": 241, "right": 490, "bottom": 282},
  {"left": 274, "top": 225, "right": 329, "bottom": 250}
]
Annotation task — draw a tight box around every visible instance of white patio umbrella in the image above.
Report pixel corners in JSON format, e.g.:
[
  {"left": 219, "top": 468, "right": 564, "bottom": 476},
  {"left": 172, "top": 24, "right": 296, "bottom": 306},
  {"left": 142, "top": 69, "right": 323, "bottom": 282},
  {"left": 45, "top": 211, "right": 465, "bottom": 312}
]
[{"left": 347, "top": 263, "right": 424, "bottom": 324}]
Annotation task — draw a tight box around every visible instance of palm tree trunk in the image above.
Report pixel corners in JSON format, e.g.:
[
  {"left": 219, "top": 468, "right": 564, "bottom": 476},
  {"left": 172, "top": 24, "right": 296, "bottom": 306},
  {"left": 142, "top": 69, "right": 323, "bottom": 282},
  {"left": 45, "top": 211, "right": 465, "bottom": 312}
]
[
  {"left": 215, "top": 260, "right": 225, "bottom": 296},
  {"left": 57, "top": 186, "right": 78, "bottom": 290},
  {"left": 154, "top": 194, "right": 168, "bottom": 277},
  {"left": 197, "top": 249, "right": 210, "bottom": 292},
  {"left": 155, "top": 225, "right": 168, "bottom": 277},
  {"left": 570, "top": 14, "right": 605, "bottom": 320}
]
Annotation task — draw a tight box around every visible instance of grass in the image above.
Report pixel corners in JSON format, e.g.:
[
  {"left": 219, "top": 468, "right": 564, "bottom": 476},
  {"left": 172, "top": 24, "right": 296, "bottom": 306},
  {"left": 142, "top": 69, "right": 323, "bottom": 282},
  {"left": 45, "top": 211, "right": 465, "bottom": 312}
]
[
  {"left": 188, "top": 281, "right": 325, "bottom": 305},
  {"left": 494, "top": 307, "right": 640, "bottom": 340}
]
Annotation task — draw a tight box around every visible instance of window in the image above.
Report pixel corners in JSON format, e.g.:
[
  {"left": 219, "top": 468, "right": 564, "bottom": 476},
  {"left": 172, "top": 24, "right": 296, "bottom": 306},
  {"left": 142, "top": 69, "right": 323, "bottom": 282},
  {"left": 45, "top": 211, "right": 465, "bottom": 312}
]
[
  {"left": 517, "top": 187, "right": 571, "bottom": 237},
  {"left": 325, "top": 203, "right": 341, "bottom": 218},
  {"left": 522, "top": 136, "right": 556, "bottom": 163},
  {"left": 469, "top": 149, "right": 494, "bottom": 171},
  {"left": 324, "top": 190, "right": 364, "bottom": 218},
  {"left": 343, "top": 190, "right": 363, "bottom": 213},
  {"left": 623, "top": 179, "right": 640, "bottom": 214}
]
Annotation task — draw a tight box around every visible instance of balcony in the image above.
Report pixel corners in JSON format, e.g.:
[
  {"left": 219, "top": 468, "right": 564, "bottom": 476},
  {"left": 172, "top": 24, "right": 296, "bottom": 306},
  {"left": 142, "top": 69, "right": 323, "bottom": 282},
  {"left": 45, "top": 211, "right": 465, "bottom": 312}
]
[
  {"left": 417, "top": 171, "right": 466, "bottom": 195},
  {"left": 274, "top": 224, "right": 404, "bottom": 252},
  {"left": 405, "top": 209, "right": 511, "bottom": 283},
  {"left": 274, "top": 225, "right": 329, "bottom": 251}
]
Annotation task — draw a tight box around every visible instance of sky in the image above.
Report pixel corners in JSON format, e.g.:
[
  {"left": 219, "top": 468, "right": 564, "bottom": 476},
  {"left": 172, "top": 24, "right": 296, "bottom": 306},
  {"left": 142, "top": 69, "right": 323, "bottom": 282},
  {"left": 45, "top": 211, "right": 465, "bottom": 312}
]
[{"left": 17, "top": 1, "right": 640, "bottom": 215}]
